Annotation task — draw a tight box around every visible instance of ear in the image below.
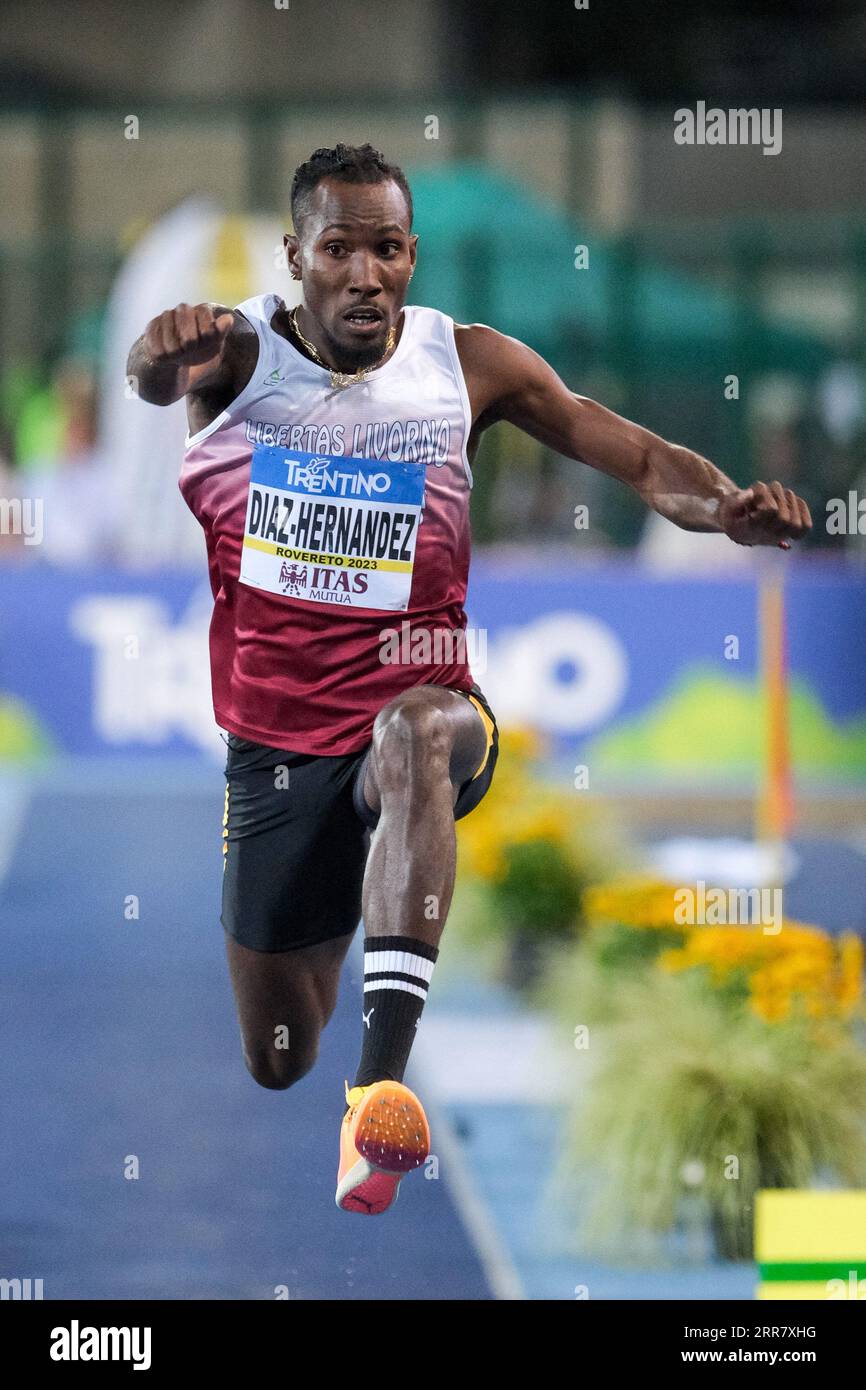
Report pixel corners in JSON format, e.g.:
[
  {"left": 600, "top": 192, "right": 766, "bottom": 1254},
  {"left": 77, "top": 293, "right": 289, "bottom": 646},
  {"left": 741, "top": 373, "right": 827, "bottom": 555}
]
[{"left": 284, "top": 232, "right": 302, "bottom": 281}]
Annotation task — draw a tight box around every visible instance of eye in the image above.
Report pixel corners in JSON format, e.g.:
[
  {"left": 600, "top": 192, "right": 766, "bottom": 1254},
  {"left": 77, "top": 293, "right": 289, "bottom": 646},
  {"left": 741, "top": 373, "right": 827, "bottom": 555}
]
[
  {"left": 380, "top": 241, "right": 401, "bottom": 256},
  {"left": 324, "top": 242, "right": 346, "bottom": 256}
]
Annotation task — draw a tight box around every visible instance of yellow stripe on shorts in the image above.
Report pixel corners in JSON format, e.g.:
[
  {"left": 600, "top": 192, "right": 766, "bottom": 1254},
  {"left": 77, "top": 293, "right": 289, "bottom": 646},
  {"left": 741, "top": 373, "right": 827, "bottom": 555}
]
[{"left": 466, "top": 694, "right": 495, "bottom": 781}]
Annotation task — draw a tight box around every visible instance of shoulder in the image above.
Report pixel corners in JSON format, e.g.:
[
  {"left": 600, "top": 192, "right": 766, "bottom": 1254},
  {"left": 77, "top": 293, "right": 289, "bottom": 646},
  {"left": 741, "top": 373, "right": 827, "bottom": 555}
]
[
  {"left": 454, "top": 321, "right": 544, "bottom": 376},
  {"left": 453, "top": 322, "right": 550, "bottom": 420}
]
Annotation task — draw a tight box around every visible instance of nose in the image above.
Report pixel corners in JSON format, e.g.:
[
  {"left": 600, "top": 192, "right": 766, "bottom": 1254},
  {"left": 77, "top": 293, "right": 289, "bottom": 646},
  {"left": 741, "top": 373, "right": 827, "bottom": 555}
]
[{"left": 347, "top": 250, "right": 384, "bottom": 297}]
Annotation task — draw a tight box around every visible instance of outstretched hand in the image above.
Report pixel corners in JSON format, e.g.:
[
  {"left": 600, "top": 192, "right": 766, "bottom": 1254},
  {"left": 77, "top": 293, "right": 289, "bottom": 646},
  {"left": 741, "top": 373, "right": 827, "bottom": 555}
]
[
  {"left": 143, "top": 303, "right": 234, "bottom": 368},
  {"left": 718, "top": 481, "right": 812, "bottom": 549}
]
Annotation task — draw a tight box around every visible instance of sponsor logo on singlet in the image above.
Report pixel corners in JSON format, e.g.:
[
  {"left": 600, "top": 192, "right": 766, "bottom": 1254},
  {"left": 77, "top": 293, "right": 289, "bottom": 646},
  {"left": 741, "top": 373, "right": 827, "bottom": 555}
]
[{"left": 240, "top": 444, "right": 426, "bottom": 610}]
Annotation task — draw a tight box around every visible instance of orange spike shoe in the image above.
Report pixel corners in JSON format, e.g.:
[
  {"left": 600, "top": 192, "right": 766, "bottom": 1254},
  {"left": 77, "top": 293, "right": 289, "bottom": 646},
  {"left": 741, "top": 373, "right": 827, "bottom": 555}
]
[{"left": 336, "top": 1080, "right": 430, "bottom": 1215}]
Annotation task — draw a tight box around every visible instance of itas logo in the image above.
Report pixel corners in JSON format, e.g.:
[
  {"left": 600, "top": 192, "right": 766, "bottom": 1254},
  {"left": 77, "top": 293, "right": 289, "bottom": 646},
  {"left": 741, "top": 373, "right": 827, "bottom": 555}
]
[
  {"left": 308, "top": 565, "right": 370, "bottom": 604},
  {"left": 264, "top": 368, "right": 285, "bottom": 385},
  {"left": 279, "top": 562, "right": 307, "bottom": 596}
]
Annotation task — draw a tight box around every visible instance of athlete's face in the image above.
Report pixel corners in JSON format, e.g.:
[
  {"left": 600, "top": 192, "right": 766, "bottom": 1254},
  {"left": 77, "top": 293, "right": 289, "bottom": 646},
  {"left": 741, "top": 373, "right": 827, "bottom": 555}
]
[{"left": 285, "top": 178, "right": 417, "bottom": 369}]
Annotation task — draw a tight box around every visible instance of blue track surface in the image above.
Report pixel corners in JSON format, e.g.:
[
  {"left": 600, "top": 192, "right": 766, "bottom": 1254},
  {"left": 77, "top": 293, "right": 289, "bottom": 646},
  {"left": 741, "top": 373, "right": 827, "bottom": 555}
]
[{"left": 0, "top": 768, "right": 492, "bottom": 1300}]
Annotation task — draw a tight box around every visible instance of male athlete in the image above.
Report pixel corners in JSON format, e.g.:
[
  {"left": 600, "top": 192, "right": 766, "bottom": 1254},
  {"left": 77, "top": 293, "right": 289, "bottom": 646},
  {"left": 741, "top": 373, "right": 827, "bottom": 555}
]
[{"left": 127, "top": 144, "right": 811, "bottom": 1216}]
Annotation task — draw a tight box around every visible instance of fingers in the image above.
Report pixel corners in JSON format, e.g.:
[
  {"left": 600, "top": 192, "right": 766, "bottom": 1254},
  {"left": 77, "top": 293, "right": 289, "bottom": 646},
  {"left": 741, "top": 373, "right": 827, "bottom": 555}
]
[
  {"left": 144, "top": 306, "right": 184, "bottom": 361},
  {"left": 158, "top": 302, "right": 198, "bottom": 361},
  {"left": 744, "top": 480, "right": 770, "bottom": 517},
  {"left": 175, "top": 302, "right": 200, "bottom": 349},
  {"left": 793, "top": 491, "right": 812, "bottom": 533},
  {"left": 194, "top": 303, "right": 232, "bottom": 343},
  {"left": 741, "top": 480, "right": 776, "bottom": 539},
  {"left": 778, "top": 487, "right": 798, "bottom": 549},
  {"left": 777, "top": 485, "right": 814, "bottom": 540},
  {"left": 193, "top": 303, "right": 214, "bottom": 338},
  {"left": 142, "top": 313, "right": 171, "bottom": 360},
  {"left": 746, "top": 479, "right": 781, "bottom": 527},
  {"left": 744, "top": 479, "right": 812, "bottom": 545},
  {"left": 143, "top": 303, "right": 233, "bottom": 365},
  {"left": 769, "top": 480, "right": 792, "bottom": 534},
  {"left": 782, "top": 488, "right": 804, "bottom": 540}
]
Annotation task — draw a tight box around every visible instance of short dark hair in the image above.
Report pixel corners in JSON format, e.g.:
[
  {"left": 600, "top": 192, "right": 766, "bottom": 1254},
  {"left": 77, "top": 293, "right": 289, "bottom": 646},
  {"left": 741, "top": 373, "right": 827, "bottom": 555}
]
[{"left": 290, "top": 143, "right": 413, "bottom": 233}]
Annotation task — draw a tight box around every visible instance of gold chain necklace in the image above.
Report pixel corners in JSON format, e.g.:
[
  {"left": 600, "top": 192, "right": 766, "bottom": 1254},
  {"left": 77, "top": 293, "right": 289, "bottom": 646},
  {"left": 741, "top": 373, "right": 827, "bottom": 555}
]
[{"left": 289, "top": 307, "right": 396, "bottom": 389}]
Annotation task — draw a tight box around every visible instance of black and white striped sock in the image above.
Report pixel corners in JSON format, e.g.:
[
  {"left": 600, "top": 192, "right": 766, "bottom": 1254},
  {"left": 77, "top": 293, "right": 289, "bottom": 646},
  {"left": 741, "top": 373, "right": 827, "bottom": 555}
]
[{"left": 353, "top": 935, "right": 439, "bottom": 1088}]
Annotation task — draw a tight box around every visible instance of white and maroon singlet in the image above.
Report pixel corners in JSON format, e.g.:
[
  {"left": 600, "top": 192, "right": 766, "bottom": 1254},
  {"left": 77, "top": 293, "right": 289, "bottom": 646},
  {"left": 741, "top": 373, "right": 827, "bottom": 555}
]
[{"left": 179, "top": 293, "right": 475, "bottom": 755}]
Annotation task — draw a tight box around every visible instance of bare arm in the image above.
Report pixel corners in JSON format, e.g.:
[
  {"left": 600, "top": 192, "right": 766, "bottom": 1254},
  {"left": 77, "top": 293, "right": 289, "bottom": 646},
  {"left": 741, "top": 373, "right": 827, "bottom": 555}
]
[
  {"left": 126, "top": 302, "right": 234, "bottom": 404},
  {"left": 458, "top": 325, "right": 812, "bottom": 547}
]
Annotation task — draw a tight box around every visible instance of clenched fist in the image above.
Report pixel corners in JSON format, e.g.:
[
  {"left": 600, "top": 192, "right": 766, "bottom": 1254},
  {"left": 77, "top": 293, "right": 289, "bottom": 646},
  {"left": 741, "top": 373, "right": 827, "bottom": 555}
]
[
  {"left": 143, "top": 303, "right": 234, "bottom": 368},
  {"left": 718, "top": 481, "right": 812, "bottom": 549}
]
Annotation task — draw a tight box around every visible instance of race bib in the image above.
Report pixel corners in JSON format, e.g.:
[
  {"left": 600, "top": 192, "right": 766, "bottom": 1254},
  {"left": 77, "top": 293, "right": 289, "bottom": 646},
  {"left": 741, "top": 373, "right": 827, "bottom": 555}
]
[{"left": 239, "top": 445, "right": 426, "bottom": 611}]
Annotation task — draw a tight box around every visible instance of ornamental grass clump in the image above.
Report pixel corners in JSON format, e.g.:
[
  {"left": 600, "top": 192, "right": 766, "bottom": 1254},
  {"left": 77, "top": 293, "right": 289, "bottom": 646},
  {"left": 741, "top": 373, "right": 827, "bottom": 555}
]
[
  {"left": 563, "top": 971, "right": 866, "bottom": 1261},
  {"left": 545, "top": 875, "right": 866, "bottom": 1260}
]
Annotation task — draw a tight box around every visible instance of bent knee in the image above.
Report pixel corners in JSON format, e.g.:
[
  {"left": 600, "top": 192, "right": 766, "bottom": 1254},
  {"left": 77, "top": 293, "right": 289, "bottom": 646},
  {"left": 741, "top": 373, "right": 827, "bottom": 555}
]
[
  {"left": 243, "top": 1038, "right": 318, "bottom": 1091},
  {"left": 372, "top": 696, "right": 451, "bottom": 781}
]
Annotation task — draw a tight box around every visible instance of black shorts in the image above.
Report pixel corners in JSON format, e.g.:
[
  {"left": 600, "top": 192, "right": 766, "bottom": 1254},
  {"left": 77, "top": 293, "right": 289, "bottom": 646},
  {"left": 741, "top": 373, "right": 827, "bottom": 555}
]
[{"left": 221, "top": 683, "right": 498, "bottom": 953}]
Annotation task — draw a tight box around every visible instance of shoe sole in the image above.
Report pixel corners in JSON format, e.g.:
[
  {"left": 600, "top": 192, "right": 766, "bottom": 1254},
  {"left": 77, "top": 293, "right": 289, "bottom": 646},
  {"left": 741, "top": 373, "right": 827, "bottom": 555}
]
[
  {"left": 336, "top": 1083, "right": 430, "bottom": 1215},
  {"left": 336, "top": 1158, "right": 402, "bottom": 1214}
]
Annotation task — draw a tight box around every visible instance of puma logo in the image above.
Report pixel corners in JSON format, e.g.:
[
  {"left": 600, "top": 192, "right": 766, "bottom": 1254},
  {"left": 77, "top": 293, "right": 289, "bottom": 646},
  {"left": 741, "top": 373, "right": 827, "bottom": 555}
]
[{"left": 362, "top": 1007, "right": 375, "bottom": 1029}]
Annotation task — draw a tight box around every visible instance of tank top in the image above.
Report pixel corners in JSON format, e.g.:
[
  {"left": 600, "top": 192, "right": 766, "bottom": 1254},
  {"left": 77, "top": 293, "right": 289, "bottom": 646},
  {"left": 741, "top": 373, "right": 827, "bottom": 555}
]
[{"left": 179, "top": 293, "right": 475, "bottom": 755}]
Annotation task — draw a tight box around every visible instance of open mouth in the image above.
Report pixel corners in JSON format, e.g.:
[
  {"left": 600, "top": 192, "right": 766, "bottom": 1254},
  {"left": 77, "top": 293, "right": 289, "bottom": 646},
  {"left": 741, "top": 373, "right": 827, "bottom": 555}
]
[{"left": 342, "top": 307, "right": 385, "bottom": 332}]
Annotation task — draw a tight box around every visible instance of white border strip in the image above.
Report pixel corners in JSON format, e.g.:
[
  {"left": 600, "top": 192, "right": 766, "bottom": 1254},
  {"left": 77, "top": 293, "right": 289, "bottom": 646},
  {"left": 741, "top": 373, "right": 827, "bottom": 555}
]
[
  {"left": 350, "top": 931, "right": 525, "bottom": 1300},
  {"left": 407, "top": 1060, "right": 526, "bottom": 1302},
  {"left": 445, "top": 313, "right": 475, "bottom": 489},
  {"left": 0, "top": 778, "right": 30, "bottom": 885}
]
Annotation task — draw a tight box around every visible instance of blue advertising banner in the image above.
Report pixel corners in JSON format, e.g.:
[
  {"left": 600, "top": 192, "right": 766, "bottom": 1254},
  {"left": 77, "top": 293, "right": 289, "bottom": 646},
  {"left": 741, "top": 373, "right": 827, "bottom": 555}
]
[{"left": 1, "top": 560, "right": 864, "bottom": 782}]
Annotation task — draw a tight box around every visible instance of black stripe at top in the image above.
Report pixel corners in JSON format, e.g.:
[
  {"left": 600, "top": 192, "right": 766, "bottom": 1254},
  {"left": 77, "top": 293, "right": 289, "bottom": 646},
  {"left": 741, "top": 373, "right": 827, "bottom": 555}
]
[{"left": 363, "top": 935, "right": 439, "bottom": 963}]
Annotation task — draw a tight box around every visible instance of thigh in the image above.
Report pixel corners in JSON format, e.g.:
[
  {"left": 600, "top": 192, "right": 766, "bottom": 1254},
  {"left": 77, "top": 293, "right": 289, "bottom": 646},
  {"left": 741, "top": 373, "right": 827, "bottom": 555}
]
[{"left": 221, "top": 736, "right": 369, "bottom": 952}]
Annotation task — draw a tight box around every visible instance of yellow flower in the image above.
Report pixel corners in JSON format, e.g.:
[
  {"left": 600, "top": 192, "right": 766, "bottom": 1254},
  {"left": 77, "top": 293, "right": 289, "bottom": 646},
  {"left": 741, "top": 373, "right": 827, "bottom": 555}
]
[
  {"left": 457, "top": 730, "right": 589, "bottom": 885},
  {"left": 752, "top": 989, "right": 791, "bottom": 1022},
  {"left": 584, "top": 878, "right": 683, "bottom": 930},
  {"left": 653, "top": 918, "right": 863, "bottom": 1024},
  {"left": 496, "top": 725, "right": 547, "bottom": 764}
]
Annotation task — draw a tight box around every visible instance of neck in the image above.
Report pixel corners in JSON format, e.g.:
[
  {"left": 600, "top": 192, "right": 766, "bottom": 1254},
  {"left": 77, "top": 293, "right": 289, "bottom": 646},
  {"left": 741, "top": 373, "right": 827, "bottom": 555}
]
[{"left": 289, "top": 304, "right": 400, "bottom": 375}]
